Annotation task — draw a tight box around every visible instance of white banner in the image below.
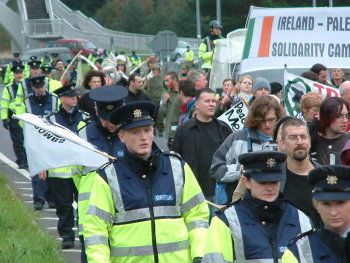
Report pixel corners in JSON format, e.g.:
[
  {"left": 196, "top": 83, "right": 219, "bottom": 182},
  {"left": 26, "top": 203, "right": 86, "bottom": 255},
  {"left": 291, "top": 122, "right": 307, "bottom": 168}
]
[
  {"left": 241, "top": 6, "right": 350, "bottom": 73},
  {"left": 218, "top": 100, "right": 248, "bottom": 132},
  {"left": 283, "top": 71, "right": 340, "bottom": 116},
  {"left": 15, "top": 113, "right": 109, "bottom": 176}
]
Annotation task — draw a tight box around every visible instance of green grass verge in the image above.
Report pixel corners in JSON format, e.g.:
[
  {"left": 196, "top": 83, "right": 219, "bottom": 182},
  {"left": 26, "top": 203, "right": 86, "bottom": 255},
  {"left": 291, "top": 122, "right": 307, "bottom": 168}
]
[{"left": 0, "top": 174, "right": 66, "bottom": 263}]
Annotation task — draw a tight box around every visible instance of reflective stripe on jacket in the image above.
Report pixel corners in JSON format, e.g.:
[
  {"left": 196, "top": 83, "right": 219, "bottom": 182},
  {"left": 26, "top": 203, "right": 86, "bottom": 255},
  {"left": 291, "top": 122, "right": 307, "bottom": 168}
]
[
  {"left": 76, "top": 120, "right": 125, "bottom": 235},
  {"left": 83, "top": 152, "right": 209, "bottom": 263},
  {"left": 202, "top": 201, "right": 312, "bottom": 263},
  {"left": 282, "top": 229, "right": 343, "bottom": 263}
]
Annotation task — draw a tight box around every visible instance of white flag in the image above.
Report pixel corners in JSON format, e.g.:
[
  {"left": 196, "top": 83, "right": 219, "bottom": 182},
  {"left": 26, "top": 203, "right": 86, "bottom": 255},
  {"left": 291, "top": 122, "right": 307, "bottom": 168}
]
[
  {"left": 14, "top": 113, "right": 109, "bottom": 176},
  {"left": 283, "top": 71, "right": 339, "bottom": 116}
]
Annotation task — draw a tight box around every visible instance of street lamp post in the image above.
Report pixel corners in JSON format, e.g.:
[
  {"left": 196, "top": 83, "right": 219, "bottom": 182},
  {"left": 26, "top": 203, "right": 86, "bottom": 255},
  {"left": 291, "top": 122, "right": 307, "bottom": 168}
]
[
  {"left": 196, "top": 0, "right": 201, "bottom": 47},
  {"left": 216, "top": 0, "right": 221, "bottom": 24}
]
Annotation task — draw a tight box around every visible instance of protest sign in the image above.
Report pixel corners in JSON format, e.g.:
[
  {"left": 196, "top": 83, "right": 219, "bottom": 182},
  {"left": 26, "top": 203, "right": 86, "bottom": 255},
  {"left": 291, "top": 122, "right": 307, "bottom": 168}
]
[
  {"left": 241, "top": 6, "right": 350, "bottom": 73},
  {"left": 218, "top": 100, "right": 248, "bottom": 131}
]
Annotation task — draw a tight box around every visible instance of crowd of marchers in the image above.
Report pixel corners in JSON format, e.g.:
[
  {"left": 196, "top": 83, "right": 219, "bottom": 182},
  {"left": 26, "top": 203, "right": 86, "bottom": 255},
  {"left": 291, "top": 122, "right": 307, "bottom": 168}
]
[{"left": 1, "top": 21, "right": 350, "bottom": 263}]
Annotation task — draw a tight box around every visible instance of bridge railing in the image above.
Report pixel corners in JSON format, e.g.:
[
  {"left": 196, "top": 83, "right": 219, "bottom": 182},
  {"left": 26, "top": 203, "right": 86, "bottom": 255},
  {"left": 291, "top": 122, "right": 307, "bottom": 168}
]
[{"left": 23, "top": 19, "right": 63, "bottom": 38}]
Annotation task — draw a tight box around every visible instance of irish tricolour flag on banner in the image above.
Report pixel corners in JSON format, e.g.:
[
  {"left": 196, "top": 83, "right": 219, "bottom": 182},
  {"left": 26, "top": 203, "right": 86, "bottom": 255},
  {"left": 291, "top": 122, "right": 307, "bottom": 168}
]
[
  {"left": 242, "top": 16, "right": 274, "bottom": 60},
  {"left": 283, "top": 71, "right": 339, "bottom": 116}
]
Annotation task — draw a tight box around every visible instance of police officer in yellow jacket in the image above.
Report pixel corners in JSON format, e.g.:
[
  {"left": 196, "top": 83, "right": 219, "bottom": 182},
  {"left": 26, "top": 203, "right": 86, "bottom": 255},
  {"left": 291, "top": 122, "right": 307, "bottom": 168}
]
[
  {"left": 202, "top": 151, "right": 312, "bottom": 263},
  {"left": 282, "top": 165, "right": 350, "bottom": 263},
  {"left": 76, "top": 85, "right": 128, "bottom": 263},
  {"left": 198, "top": 20, "right": 223, "bottom": 71},
  {"left": 3, "top": 52, "right": 29, "bottom": 85},
  {"left": 185, "top": 46, "right": 194, "bottom": 69},
  {"left": 130, "top": 50, "right": 142, "bottom": 68},
  {"left": 42, "top": 83, "right": 88, "bottom": 249},
  {"left": 83, "top": 101, "right": 209, "bottom": 263},
  {"left": 1, "top": 64, "right": 27, "bottom": 168}
]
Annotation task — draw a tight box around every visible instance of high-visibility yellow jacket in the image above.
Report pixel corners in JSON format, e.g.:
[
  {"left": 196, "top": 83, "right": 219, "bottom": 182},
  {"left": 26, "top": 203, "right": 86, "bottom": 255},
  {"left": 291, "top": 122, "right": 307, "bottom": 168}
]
[
  {"left": 202, "top": 199, "right": 312, "bottom": 263},
  {"left": 83, "top": 151, "right": 209, "bottom": 263},
  {"left": 130, "top": 55, "right": 142, "bottom": 68},
  {"left": 4, "top": 63, "right": 29, "bottom": 85},
  {"left": 281, "top": 228, "right": 343, "bottom": 263},
  {"left": 1, "top": 81, "right": 24, "bottom": 120},
  {"left": 74, "top": 119, "right": 121, "bottom": 236},
  {"left": 185, "top": 50, "right": 194, "bottom": 62},
  {"left": 15, "top": 76, "right": 61, "bottom": 104},
  {"left": 198, "top": 35, "right": 223, "bottom": 69}
]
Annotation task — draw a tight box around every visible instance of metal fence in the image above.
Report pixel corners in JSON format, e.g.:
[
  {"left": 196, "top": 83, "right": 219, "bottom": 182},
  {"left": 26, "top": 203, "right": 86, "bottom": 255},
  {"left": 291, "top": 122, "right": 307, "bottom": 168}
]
[
  {"left": 23, "top": 19, "right": 63, "bottom": 38},
  {"left": 50, "top": 0, "right": 197, "bottom": 51}
]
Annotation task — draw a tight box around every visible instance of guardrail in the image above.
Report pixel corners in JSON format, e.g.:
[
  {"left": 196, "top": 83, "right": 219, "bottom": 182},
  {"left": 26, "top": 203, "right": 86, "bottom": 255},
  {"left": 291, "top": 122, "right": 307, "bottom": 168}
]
[
  {"left": 23, "top": 19, "right": 63, "bottom": 38},
  {"left": 51, "top": 0, "right": 198, "bottom": 51}
]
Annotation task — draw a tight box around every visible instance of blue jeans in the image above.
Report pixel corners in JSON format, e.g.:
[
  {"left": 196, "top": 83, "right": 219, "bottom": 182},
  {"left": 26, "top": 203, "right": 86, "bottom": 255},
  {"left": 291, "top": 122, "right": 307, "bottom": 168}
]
[{"left": 31, "top": 175, "right": 48, "bottom": 204}]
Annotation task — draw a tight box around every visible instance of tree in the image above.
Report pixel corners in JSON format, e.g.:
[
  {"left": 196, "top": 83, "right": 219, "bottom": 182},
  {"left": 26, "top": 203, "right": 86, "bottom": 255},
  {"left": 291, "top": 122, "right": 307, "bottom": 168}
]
[{"left": 119, "top": 0, "right": 148, "bottom": 33}]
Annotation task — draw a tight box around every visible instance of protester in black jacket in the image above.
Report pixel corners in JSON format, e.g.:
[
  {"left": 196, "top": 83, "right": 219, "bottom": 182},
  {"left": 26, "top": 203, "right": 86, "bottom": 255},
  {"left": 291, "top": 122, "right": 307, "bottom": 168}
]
[{"left": 172, "top": 88, "right": 232, "bottom": 211}]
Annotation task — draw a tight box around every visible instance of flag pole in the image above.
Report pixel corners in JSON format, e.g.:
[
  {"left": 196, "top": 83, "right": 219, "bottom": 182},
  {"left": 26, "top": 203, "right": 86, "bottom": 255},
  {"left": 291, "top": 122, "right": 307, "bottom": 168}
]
[
  {"left": 60, "top": 50, "right": 83, "bottom": 83},
  {"left": 206, "top": 200, "right": 224, "bottom": 209}
]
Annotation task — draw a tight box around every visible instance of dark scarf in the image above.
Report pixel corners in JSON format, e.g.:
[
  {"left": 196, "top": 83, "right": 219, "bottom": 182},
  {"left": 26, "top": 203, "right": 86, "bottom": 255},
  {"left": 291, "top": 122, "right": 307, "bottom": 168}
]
[
  {"left": 243, "top": 191, "right": 285, "bottom": 225},
  {"left": 123, "top": 145, "right": 161, "bottom": 179},
  {"left": 318, "top": 228, "right": 348, "bottom": 263}
]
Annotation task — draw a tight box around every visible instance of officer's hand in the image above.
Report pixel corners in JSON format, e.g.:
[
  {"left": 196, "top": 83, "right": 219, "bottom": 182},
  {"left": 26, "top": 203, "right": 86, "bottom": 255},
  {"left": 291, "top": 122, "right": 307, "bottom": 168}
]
[
  {"left": 38, "top": 170, "right": 47, "bottom": 180},
  {"left": 2, "top": 119, "right": 9, "bottom": 130},
  {"left": 193, "top": 257, "right": 202, "bottom": 263}
]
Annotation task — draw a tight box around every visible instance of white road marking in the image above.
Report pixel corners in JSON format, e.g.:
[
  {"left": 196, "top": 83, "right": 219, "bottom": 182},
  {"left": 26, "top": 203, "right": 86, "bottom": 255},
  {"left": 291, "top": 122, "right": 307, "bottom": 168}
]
[
  {"left": 61, "top": 249, "right": 81, "bottom": 253},
  {"left": 47, "top": 227, "right": 77, "bottom": 231},
  {"left": 0, "top": 152, "right": 31, "bottom": 179},
  {"left": 57, "top": 237, "right": 80, "bottom": 241},
  {"left": 21, "top": 193, "right": 33, "bottom": 197}
]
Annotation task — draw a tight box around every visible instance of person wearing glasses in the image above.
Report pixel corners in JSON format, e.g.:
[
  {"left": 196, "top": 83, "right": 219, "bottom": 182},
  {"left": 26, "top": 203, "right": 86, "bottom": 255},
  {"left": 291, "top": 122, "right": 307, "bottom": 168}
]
[
  {"left": 210, "top": 96, "right": 285, "bottom": 205},
  {"left": 309, "top": 97, "right": 350, "bottom": 165},
  {"left": 277, "top": 117, "right": 322, "bottom": 228}
]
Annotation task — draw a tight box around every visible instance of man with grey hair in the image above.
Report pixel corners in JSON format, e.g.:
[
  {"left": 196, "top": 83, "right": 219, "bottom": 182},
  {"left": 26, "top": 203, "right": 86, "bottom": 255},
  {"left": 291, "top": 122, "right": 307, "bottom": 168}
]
[
  {"left": 187, "top": 69, "right": 208, "bottom": 90},
  {"left": 339, "top": 80, "right": 350, "bottom": 107}
]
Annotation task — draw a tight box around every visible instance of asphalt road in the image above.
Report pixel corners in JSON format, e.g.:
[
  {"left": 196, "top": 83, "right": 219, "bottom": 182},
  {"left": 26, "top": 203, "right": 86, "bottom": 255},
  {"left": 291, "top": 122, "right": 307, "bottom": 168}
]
[{"left": 0, "top": 84, "right": 168, "bottom": 262}]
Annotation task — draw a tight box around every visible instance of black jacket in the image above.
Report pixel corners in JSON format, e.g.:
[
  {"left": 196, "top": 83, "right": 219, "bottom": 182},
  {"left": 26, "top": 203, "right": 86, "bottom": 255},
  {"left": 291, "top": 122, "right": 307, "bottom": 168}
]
[
  {"left": 171, "top": 117, "right": 232, "bottom": 195},
  {"left": 125, "top": 89, "right": 151, "bottom": 103}
]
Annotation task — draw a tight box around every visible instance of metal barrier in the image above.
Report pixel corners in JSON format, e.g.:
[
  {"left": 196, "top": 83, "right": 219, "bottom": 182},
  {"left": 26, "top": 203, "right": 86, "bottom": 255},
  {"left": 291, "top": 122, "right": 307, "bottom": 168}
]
[
  {"left": 50, "top": 0, "right": 197, "bottom": 51},
  {"left": 23, "top": 19, "right": 63, "bottom": 38}
]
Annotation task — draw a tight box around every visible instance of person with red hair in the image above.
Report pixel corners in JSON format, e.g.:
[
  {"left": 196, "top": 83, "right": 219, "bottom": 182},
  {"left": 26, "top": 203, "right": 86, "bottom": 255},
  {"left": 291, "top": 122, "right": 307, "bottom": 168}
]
[{"left": 309, "top": 97, "right": 350, "bottom": 165}]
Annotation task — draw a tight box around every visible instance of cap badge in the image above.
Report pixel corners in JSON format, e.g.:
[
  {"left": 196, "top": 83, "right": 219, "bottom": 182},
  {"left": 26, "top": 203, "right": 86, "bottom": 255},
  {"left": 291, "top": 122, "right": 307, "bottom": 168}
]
[
  {"left": 266, "top": 158, "right": 276, "bottom": 168},
  {"left": 106, "top": 105, "right": 114, "bottom": 111},
  {"left": 133, "top": 109, "right": 142, "bottom": 118},
  {"left": 326, "top": 175, "right": 338, "bottom": 185}
]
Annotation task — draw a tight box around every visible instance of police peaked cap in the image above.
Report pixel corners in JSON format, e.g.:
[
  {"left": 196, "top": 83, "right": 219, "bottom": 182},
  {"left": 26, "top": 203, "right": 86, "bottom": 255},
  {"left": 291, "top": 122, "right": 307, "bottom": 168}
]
[
  {"left": 29, "top": 76, "right": 46, "bottom": 88},
  {"left": 239, "top": 151, "right": 287, "bottom": 182},
  {"left": 308, "top": 165, "right": 350, "bottom": 201},
  {"left": 53, "top": 83, "right": 77, "bottom": 97},
  {"left": 11, "top": 64, "right": 24, "bottom": 73},
  {"left": 41, "top": 64, "right": 52, "bottom": 72},
  {"left": 28, "top": 59, "right": 41, "bottom": 68},
  {"left": 89, "top": 85, "right": 128, "bottom": 120},
  {"left": 109, "top": 101, "right": 155, "bottom": 131}
]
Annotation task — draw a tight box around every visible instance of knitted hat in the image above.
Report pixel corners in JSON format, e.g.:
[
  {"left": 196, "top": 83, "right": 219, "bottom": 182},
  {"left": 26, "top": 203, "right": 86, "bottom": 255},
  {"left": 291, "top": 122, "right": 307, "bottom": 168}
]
[{"left": 252, "top": 77, "right": 271, "bottom": 94}]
